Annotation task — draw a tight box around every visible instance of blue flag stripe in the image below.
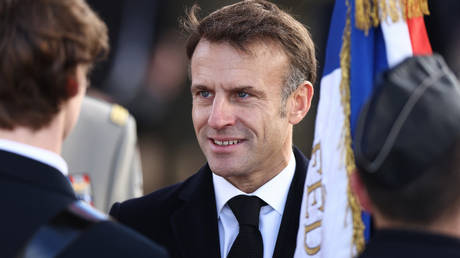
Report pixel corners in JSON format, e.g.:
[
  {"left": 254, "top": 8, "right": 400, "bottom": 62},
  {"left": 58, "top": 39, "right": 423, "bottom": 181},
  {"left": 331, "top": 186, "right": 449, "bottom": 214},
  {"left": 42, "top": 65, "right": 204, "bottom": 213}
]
[{"left": 323, "top": 0, "right": 347, "bottom": 76}]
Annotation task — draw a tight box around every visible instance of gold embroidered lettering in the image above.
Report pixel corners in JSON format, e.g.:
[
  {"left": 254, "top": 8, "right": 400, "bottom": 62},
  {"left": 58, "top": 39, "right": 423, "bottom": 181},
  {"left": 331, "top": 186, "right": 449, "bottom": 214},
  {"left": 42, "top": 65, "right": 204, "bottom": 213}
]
[{"left": 304, "top": 220, "right": 322, "bottom": 255}]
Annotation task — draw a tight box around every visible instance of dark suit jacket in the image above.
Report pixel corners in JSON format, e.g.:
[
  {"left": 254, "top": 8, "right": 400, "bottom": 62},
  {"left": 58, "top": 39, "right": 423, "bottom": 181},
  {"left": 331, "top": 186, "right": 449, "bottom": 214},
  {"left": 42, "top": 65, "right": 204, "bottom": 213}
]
[
  {"left": 110, "top": 147, "right": 309, "bottom": 258},
  {"left": 359, "top": 229, "right": 460, "bottom": 258},
  {"left": 0, "top": 150, "right": 168, "bottom": 258}
]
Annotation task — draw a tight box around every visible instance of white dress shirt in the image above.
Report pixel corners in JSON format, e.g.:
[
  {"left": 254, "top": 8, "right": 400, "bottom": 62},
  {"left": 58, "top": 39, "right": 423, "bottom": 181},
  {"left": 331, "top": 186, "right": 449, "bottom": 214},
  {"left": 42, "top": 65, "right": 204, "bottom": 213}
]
[
  {"left": 212, "top": 151, "right": 296, "bottom": 258},
  {"left": 0, "top": 138, "right": 68, "bottom": 176}
]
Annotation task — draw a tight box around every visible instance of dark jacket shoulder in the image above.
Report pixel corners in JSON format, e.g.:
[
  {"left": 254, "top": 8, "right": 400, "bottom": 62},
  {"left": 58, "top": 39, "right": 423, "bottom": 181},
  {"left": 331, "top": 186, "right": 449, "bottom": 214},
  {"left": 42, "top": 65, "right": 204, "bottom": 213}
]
[
  {"left": 359, "top": 229, "right": 460, "bottom": 258},
  {"left": 59, "top": 220, "right": 168, "bottom": 258},
  {"left": 110, "top": 164, "right": 213, "bottom": 242}
]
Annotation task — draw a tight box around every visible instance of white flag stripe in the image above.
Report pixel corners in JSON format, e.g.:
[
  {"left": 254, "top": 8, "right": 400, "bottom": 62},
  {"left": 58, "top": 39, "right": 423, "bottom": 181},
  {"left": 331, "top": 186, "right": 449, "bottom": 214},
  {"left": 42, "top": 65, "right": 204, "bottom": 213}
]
[
  {"left": 319, "top": 69, "right": 354, "bottom": 258},
  {"left": 295, "top": 68, "right": 353, "bottom": 258},
  {"left": 380, "top": 15, "right": 413, "bottom": 67}
]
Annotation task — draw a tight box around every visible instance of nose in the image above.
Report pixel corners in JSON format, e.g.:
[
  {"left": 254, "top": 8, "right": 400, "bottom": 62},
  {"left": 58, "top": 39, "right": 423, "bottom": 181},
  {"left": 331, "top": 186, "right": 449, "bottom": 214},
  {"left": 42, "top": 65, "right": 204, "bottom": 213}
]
[{"left": 208, "top": 95, "right": 235, "bottom": 129}]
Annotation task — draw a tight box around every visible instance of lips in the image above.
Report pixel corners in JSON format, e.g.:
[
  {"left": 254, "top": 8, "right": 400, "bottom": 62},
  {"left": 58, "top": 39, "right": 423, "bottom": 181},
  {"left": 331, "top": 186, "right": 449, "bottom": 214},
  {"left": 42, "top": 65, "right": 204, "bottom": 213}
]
[
  {"left": 213, "top": 139, "right": 241, "bottom": 146},
  {"left": 208, "top": 137, "right": 244, "bottom": 147}
]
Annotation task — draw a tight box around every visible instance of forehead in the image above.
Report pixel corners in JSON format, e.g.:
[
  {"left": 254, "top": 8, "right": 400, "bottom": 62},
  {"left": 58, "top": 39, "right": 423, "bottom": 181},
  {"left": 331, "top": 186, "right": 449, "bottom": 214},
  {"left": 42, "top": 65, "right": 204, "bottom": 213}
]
[{"left": 190, "top": 40, "right": 289, "bottom": 88}]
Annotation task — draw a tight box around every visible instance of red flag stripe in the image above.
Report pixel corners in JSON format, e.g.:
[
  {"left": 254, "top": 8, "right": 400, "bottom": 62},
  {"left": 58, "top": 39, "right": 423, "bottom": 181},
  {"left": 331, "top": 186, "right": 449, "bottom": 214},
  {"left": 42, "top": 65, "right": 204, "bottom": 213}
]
[{"left": 406, "top": 16, "right": 432, "bottom": 55}]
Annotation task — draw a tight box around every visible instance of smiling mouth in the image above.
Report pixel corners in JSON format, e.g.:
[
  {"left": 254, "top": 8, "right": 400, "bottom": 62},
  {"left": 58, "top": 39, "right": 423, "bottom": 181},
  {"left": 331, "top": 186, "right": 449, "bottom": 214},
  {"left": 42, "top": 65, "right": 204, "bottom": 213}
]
[{"left": 211, "top": 139, "right": 242, "bottom": 146}]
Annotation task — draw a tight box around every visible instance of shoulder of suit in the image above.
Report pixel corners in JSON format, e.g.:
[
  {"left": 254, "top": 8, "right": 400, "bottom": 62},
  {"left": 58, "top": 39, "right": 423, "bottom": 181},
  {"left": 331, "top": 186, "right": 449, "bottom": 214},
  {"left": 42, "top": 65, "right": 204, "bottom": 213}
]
[
  {"left": 110, "top": 104, "right": 130, "bottom": 127},
  {"left": 67, "top": 201, "right": 167, "bottom": 256},
  {"left": 68, "top": 200, "right": 109, "bottom": 222},
  {"left": 83, "top": 96, "right": 133, "bottom": 127},
  {"left": 115, "top": 164, "right": 211, "bottom": 215},
  {"left": 153, "top": 164, "right": 214, "bottom": 201},
  {"left": 74, "top": 220, "right": 168, "bottom": 257},
  {"left": 115, "top": 181, "right": 184, "bottom": 212}
]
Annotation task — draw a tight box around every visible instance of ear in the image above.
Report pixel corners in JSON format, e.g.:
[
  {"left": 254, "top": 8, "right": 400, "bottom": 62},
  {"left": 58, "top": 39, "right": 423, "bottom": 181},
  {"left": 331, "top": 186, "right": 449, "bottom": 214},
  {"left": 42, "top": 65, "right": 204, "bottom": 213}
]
[
  {"left": 350, "top": 169, "right": 373, "bottom": 213},
  {"left": 66, "top": 77, "right": 79, "bottom": 97},
  {"left": 288, "top": 81, "right": 314, "bottom": 125}
]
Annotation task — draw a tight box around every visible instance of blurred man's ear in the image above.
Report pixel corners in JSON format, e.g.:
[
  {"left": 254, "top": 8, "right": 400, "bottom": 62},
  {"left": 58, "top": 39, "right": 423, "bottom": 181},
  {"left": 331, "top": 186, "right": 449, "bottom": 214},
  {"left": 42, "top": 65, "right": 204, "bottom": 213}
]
[
  {"left": 350, "top": 169, "right": 373, "bottom": 213},
  {"left": 288, "top": 81, "right": 314, "bottom": 125},
  {"left": 66, "top": 77, "right": 79, "bottom": 97}
]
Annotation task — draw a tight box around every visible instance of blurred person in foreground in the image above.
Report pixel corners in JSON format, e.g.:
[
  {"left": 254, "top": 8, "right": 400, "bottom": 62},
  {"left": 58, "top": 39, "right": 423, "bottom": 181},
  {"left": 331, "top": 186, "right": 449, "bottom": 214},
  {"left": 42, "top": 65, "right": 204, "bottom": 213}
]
[
  {"left": 110, "top": 1, "right": 316, "bottom": 257},
  {"left": 0, "top": 0, "right": 167, "bottom": 257},
  {"left": 351, "top": 55, "right": 460, "bottom": 258}
]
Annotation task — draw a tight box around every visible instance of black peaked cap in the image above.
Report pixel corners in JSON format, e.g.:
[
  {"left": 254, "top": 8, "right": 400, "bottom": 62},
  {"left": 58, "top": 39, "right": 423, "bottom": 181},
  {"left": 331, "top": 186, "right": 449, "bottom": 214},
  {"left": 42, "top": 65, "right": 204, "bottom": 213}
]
[{"left": 354, "top": 54, "right": 460, "bottom": 188}]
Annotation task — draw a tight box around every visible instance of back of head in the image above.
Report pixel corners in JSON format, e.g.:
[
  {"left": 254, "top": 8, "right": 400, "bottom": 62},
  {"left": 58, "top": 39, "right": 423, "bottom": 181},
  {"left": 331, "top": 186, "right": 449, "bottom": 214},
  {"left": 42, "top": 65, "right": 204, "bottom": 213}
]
[
  {"left": 354, "top": 54, "right": 460, "bottom": 224},
  {"left": 0, "top": 0, "right": 108, "bottom": 130},
  {"left": 182, "top": 0, "right": 317, "bottom": 101}
]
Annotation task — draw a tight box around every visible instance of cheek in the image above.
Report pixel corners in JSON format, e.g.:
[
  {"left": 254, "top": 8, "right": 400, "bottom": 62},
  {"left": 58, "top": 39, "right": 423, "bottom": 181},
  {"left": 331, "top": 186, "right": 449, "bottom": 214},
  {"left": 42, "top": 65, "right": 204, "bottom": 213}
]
[
  {"left": 236, "top": 109, "right": 264, "bottom": 137},
  {"left": 265, "top": 114, "right": 289, "bottom": 139},
  {"left": 192, "top": 105, "right": 208, "bottom": 131}
]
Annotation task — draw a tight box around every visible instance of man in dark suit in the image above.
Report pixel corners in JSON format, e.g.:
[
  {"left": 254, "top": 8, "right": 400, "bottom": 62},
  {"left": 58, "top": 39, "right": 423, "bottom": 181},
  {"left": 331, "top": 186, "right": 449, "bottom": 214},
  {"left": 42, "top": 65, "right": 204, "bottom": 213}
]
[
  {"left": 110, "top": 1, "right": 317, "bottom": 257},
  {"left": 0, "top": 0, "right": 167, "bottom": 257},
  {"left": 351, "top": 55, "right": 460, "bottom": 257}
]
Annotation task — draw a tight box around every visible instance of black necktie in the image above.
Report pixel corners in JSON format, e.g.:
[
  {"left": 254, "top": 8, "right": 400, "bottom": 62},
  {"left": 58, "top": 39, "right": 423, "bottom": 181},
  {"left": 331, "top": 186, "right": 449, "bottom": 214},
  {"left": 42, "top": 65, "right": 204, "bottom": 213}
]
[{"left": 227, "top": 195, "right": 267, "bottom": 258}]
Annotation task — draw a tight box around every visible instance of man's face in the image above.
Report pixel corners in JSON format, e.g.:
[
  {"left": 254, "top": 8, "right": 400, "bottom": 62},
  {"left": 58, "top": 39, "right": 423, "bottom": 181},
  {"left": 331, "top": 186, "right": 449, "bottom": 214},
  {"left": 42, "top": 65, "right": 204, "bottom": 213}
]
[{"left": 191, "top": 40, "right": 294, "bottom": 191}]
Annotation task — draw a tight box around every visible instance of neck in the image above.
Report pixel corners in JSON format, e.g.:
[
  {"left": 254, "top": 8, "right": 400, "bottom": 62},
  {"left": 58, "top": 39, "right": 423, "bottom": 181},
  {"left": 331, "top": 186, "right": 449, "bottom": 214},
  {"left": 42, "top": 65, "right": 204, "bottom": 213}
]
[
  {"left": 0, "top": 113, "right": 65, "bottom": 154},
  {"left": 228, "top": 139, "right": 293, "bottom": 193},
  {"left": 375, "top": 209, "right": 460, "bottom": 239}
]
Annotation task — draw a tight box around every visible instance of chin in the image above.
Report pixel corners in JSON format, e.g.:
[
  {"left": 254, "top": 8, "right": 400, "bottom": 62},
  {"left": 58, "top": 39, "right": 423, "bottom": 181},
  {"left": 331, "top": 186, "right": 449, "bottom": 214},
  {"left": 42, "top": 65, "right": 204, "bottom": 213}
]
[{"left": 209, "top": 162, "right": 244, "bottom": 178}]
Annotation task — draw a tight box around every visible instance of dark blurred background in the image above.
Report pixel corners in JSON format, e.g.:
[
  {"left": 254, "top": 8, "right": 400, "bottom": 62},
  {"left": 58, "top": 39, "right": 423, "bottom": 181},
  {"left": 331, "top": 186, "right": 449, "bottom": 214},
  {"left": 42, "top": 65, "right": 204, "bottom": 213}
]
[{"left": 84, "top": 0, "right": 460, "bottom": 194}]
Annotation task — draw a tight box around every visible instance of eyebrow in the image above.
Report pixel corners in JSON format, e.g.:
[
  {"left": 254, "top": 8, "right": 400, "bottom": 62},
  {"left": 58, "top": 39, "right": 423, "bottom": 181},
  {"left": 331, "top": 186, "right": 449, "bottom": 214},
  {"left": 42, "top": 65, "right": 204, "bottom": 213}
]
[
  {"left": 234, "top": 86, "right": 266, "bottom": 99},
  {"left": 190, "top": 84, "right": 267, "bottom": 99},
  {"left": 190, "top": 84, "right": 208, "bottom": 92}
]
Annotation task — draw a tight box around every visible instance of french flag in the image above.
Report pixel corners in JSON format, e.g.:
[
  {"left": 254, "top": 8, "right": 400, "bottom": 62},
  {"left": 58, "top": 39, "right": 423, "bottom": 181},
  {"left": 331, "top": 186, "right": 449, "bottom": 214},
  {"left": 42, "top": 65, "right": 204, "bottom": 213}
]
[{"left": 295, "top": 0, "right": 431, "bottom": 257}]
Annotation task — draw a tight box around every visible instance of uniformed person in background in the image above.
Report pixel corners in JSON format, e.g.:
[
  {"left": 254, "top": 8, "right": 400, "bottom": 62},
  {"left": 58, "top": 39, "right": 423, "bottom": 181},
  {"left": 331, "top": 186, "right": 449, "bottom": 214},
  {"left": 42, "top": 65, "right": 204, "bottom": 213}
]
[
  {"left": 63, "top": 96, "right": 143, "bottom": 212},
  {"left": 0, "top": 0, "right": 167, "bottom": 257},
  {"left": 351, "top": 55, "right": 460, "bottom": 258}
]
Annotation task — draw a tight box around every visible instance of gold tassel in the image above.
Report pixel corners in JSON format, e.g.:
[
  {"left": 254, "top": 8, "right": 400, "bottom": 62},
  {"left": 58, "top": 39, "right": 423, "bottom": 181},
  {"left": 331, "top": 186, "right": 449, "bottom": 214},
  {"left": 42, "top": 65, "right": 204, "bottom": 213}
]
[
  {"left": 389, "top": 0, "right": 400, "bottom": 22},
  {"left": 340, "top": 0, "right": 366, "bottom": 254},
  {"left": 405, "top": 0, "right": 430, "bottom": 19},
  {"left": 371, "top": 0, "right": 380, "bottom": 27},
  {"left": 355, "top": 0, "right": 430, "bottom": 34},
  {"left": 355, "top": 0, "right": 372, "bottom": 34},
  {"left": 379, "top": 0, "right": 388, "bottom": 25}
]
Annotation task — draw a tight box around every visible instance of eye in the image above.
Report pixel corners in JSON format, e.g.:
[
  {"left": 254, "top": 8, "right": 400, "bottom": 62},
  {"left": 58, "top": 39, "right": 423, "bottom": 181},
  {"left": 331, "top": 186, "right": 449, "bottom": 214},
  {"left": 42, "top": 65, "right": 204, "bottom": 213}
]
[
  {"left": 237, "top": 91, "right": 249, "bottom": 98},
  {"left": 199, "top": 90, "right": 211, "bottom": 98}
]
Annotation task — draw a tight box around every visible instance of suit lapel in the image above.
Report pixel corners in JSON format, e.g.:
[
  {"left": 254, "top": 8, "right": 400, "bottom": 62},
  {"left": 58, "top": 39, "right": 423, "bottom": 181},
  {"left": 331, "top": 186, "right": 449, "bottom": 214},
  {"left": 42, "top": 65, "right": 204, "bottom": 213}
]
[
  {"left": 170, "top": 164, "right": 221, "bottom": 258},
  {"left": 273, "top": 147, "right": 309, "bottom": 258}
]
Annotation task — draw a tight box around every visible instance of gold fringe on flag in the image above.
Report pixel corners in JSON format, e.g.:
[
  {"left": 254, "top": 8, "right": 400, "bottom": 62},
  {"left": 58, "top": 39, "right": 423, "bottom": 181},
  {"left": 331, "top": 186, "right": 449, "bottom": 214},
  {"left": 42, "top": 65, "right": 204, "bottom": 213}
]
[
  {"left": 355, "top": 0, "right": 429, "bottom": 34},
  {"left": 340, "top": 0, "right": 365, "bottom": 255}
]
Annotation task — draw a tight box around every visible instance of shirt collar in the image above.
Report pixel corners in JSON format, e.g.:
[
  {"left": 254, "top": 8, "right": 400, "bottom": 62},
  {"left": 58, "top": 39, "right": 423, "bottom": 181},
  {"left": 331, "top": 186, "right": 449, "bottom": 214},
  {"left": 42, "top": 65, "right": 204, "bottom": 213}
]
[
  {"left": 213, "top": 151, "right": 296, "bottom": 216},
  {"left": 0, "top": 138, "right": 68, "bottom": 176}
]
